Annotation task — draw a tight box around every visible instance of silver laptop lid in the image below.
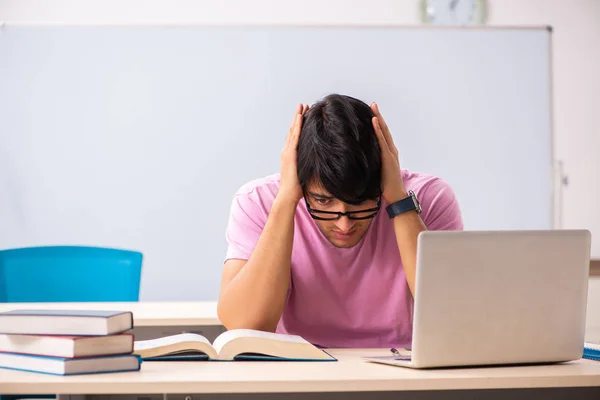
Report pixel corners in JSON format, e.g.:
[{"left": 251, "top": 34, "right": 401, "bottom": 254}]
[{"left": 410, "top": 230, "right": 591, "bottom": 368}]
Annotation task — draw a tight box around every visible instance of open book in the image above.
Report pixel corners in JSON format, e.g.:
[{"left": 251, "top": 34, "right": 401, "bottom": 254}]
[{"left": 133, "top": 329, "right": 335, "bottom": 361}]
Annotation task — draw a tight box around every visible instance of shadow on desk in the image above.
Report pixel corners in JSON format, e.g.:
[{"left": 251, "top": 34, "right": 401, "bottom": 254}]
[
  {"left": 132, "top": 325, "right": 226, "bottom": 341},
  {"left": 69, "top": 387, "right": 600, "bottom": 400}
]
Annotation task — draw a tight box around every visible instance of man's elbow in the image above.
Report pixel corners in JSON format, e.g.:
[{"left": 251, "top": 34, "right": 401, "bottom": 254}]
[
  {"left": 217, "top": 302, "right": 277, "bottom": 333},
  {"left": 222, "top": 320, "right": 277, "bottom": 333}
]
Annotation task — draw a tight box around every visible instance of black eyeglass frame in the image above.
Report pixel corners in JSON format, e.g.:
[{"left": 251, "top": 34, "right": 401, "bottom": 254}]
[{"left": 305, "top": 196, "right": 382, "bottom": 221}]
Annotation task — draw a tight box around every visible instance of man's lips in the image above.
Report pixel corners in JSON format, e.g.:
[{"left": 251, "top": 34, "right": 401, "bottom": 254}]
[{"left": 332, "top": 230, "right": 356, "bottom": 240}]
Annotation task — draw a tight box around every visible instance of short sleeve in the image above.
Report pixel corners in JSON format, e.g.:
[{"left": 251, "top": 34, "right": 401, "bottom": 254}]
[
  {"left": 224, "top": 192, "right": 268, "bottom": 262},
  {"left": 418, "top": 178, "right": 464, "bottom": 231}
]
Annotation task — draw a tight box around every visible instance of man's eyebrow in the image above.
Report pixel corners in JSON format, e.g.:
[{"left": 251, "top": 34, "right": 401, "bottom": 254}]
[{"left": 308, "top": 191, "right": 334, "bottom": 200}]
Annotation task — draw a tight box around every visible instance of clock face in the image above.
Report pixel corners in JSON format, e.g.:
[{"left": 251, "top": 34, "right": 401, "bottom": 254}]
[{"left": 421, "top": 0, "right": 487, "bottom": 25}]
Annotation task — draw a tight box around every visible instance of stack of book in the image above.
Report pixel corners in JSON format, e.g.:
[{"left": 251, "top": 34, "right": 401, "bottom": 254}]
[{"left": 0, "top": 309, "right": 141, "bottom": 375}]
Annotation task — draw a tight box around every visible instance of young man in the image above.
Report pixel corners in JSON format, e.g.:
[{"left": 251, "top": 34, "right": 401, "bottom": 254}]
[{"left": 218, "top": 94, "right": 463, "bottom": 348}]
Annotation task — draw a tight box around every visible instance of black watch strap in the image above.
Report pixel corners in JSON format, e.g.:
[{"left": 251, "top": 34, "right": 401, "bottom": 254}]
[{"left": 386, "top": 190, "right": 421, "bottom": 218}]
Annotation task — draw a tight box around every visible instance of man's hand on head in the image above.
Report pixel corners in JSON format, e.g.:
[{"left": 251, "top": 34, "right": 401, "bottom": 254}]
[
  {"left": 278, "top": 103, "right": 309, "bottom": 204},
  {"left": 371, "top": 102, "right": 408, "bottom": 204}
]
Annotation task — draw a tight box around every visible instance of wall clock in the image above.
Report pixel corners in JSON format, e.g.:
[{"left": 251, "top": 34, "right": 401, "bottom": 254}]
[{"left": 420, "top": 0, "right": 487, "bottom": 25}]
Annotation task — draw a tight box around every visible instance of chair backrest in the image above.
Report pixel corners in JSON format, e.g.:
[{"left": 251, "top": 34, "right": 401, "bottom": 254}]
[{"left": 0, "top": 246, "right": 142, "bottom": 302}]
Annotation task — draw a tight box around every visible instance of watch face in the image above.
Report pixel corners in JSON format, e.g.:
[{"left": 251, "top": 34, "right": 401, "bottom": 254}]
[{"left": 409, "top": 190, "right": 422, "bottom": 214}]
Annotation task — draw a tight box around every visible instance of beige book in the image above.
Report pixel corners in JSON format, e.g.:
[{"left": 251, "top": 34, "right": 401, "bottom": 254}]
[
  {"left": 0, "top": 333, "right": 134, "bottom": 358},
  {"left": 134, "top": 329, "right": 335, "bottom": 361}
]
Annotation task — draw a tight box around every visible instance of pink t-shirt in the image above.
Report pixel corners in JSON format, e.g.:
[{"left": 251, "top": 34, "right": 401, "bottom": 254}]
[{"left": 224, "top": 169, "right": 463, "bottom": 348}]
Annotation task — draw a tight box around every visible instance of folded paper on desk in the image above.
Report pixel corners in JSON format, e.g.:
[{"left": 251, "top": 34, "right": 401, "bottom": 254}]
[
  {"left": 362, "top": 347, "right": 413, "bottom": 367},
  {"left": 584, "top": 342, "right": 600, "bottom": 361},
  {"left": 134, "top": 329, "right": 336, "bottom": 361}
]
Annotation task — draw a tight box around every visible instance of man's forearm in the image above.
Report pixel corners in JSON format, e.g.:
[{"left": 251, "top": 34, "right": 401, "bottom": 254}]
[
  {"left": 391, "top": 197, "right": 427, "bottom": 297},
  {"left": 218, "top": 195, "right": 297, "bottom": 331}
]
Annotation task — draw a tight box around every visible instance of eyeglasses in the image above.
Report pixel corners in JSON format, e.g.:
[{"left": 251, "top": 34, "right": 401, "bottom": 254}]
[{"left": 305, "top": 197, "right": 381, "bottom": 221}]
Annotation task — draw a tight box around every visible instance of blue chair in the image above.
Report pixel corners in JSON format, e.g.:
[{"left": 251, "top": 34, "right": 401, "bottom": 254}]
[
  {"left": 0, "top": 245, "right": 143, "bottom": 302},
  {"left": 0, "top": 245, "right": 143, "bottom": 400}
]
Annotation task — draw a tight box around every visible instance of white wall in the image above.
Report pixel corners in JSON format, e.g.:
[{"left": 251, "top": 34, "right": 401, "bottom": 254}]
[
  {"left": 1, "top": 0, "right": 599, "bottom": 335},
  {"left": 2, "top": 0, "right": 598, "bottom": 255},
  {"left": 485, "top": 1, "right": 600, "bottom": 259}
]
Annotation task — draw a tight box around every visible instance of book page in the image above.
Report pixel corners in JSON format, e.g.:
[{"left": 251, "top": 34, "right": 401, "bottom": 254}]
[
  {"left": 585, "top": 342, "right": 600, "bottom": 351},
  {"left": 134, "top": 333, "right": 211, "bottom": 352},
  {"left": 212, "top": 329, "right": 307, "bottom": 355}
]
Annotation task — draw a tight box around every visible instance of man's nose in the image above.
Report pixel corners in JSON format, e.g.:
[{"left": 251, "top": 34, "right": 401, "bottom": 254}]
[{"left": 335, "top": 215, "right": 354, "bottom": 232}]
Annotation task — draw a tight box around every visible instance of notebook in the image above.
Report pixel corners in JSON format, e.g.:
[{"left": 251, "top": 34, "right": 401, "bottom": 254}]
[
  {"left": 583, "top": 342, "right": 600, "bottom": 361},
  {"left": 134, "top": 329, "right": 335, "bottom": 361},
  {"left": 0, "top": 309, "right": 133, "bottom": 336}
]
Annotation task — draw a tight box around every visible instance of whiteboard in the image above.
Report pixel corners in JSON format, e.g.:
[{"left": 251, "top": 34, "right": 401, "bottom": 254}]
[{"left": 0, "top": 26, "right": 553, "bottom": 300}]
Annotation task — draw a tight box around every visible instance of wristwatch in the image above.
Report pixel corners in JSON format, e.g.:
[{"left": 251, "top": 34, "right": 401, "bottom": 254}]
[{"left": 386, "top": 190, "right": 422, "bottom": 218}]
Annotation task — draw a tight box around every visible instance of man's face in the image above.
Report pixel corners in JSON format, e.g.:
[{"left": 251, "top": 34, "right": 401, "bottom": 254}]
[{"left": 304, "top": 182, "right": 380, "bottom": 248}]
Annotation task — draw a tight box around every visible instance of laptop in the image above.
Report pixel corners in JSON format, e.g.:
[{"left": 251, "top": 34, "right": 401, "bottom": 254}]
[{"left": 365, "top": 229, "right": 591, "bottom": 369}]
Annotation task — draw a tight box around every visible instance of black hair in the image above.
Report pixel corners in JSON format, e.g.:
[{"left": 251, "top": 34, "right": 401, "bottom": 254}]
[{"left": 297, "top": 94, "right": 382, "bottom": 205}]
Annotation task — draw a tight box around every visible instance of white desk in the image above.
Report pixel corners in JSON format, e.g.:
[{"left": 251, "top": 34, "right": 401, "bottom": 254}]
[
  {"left": 0, "top": 349, "right": 599, "bottom": 399},
  {"left": 0, "top": 305, "right": 599, "bottom": 398},
  {"left": 0, "top": 301, "right": 220, "bottom": 327}
]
